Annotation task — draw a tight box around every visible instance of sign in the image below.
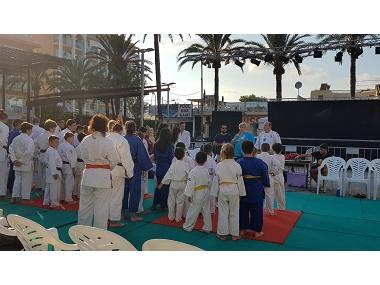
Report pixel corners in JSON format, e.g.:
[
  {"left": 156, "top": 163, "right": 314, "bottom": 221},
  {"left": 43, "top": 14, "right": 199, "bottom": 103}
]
[{"left": 178, "top": 104, "right": 192, "bottom": 117}]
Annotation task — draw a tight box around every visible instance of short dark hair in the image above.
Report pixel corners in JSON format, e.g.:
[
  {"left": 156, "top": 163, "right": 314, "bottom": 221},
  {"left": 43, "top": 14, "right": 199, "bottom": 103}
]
[
  {"left": 261, "top": 143, "right": 270, "bottom": 152},
  {"left": 221, "top": 143, "right": 235, "bottom": 159},
  {"left": 13, "top": 119, "right": 23, "bottom": 128},
  {"left": 139, "top": 126, "right": 147, "bottom": 133},
  {"left": 203, "top": 143, "right": 213, "bottom": 155},
  {"left": 77, "top": 132, "right": 86, "bottom": 143},
  {"left": 20, "top": 122, "right": 33, "bottom": 133},
  {"left": 195, "top": 151, "right": 207, "bottom": 165},
  {"left": 112, "top": 123, "right": 123, "bottom": 133},
  {"left": 48, "top": 135, "right": 59, "bottom": 143},
  {"left": 44, "top": 119, "right": 57, "bottom": 131},
  {"left": 64, "top": 132, "right": 74, "bottom": 140},
  {"left": 320, "top": 143, "right": 328, "bottom": 150},
  {"left": 89, "top": 114, "right": 109, "bottom": 135},
  {"left": 174, "top": 147, "right": 185, "bottom": 160},
  {"left": 272, "top": 143, "right": 282, "bottom": 154},
  {"left": 179, "top": 122, "right": 185, "bottom": 126},
  {"left": 66, "top": 119, "right": 76, "bottom": 128},
  {"left": 241, "top": 140, "right": 254, "bottom": 155},
  {"left": 125, "top": 120, "right": 136, "bottom": 135},
  {"left": 175, "top": 142, "right": 186, "bottom": 149}
]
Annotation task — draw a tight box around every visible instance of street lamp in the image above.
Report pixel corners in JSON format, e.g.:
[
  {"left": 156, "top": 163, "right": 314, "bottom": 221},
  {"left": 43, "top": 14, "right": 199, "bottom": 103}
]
[
  {"left": 163, "top": 82, "right": 176, "bottom": 122},
  {"left": 137, "top": 48, "right": 154, "bottom": 127}
]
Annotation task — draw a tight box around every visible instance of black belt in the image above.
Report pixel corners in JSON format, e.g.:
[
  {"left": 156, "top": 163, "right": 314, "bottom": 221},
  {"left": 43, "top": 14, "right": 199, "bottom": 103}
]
[
  {"left": 77, "top": 158, "right": 84, "bottom": 163},
  {"left": 56, "top": 167, "right": 63, "bottom": 174},
  {"left": 40, "top": 149, "right": 46, "bottom": 153},
  {"left": 2, "top": 145, "right": 8, "bottom": 153},
  {"left": 62, "top": 161, "right": 70, "bottom": 165},
  {"left": 117, "top": 163, "right": 123, "bottom": 166}
]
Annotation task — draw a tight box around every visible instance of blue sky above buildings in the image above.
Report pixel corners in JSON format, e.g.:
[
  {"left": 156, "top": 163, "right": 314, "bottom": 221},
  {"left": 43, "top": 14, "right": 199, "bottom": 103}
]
[{"left": 135, "top": 34, "right": 380, "bottom": 104}]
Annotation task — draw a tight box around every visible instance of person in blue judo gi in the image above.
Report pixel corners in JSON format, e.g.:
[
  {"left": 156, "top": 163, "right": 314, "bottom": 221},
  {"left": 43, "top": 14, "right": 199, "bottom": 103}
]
[
  {"left": 237, "top": 140, "right": 270, "bottom": 238},
  {"left": 122, "top": 121, "right": 152, "bottom": 222},
  {"left": 152, "top": 127, "right": 174, "bottom": 211}
]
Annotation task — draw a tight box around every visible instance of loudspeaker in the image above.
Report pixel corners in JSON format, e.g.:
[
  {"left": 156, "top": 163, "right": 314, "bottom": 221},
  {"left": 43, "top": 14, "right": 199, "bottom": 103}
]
[{"left": 211, "top": 111, "right": 242, "bottom": 139}]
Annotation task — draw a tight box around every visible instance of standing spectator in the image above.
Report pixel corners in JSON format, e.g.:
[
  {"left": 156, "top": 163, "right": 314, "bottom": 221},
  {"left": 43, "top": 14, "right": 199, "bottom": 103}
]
[
  {"left": 254, "top": 121, "right": 281, "bottom": 150},
  {"left": 171, "top": 125, "right": 180, "bottom": 145},
  {"left": 145, "top": 127, "right": 155, "bottom": 155},
  {"left": 152, "top": 127, "right": 174, "bottom": 211},
  {"left": 177, "top": 122, "right": 191, "bottom": 150},
  {"left": 231, "top": 122, "right": 255, "bottom": 159},
  {"left": 213, "top": 124, "right": 232, "bottom": 161},
  {"left": 0, "top": 110, "right": 9, "bottom": 198},
  {"left": 7, "top": 119, "right": 22, "bottom": 192}
]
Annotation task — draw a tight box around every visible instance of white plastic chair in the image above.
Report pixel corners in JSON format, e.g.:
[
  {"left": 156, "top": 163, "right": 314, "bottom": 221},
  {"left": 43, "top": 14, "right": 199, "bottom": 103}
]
[
  {"left": 343, "top": 158, "right": 371, "bottom": 199},
  {"left": 68, "top": 225, "right": 137, "bottom": 251},
  {"left": 371, "top": 159, "right": 380, "bottom": 200},
  {"left": 142, "top": 239, "right": 204, "bottom": 251},
  {"left": 0, "top": 217, "right": 17, "bottom": 237},
  {"left": 316, "top": 157, "right": 346, "bottom": 195},
  {"left": 7, "top": 214, "right": 79, "bottom": 251}
]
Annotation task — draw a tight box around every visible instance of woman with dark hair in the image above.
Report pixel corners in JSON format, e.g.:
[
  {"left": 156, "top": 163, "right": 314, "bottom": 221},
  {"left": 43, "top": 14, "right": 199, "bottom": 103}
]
[
  {"left": 122, "top": 121, "right": 152, "bottom": 222},
  {"left": 77, "top": 114, "right": 118, "bottom": 229},
  {"left": 171, "top": 125, "right": 180, "bottom": 145},
  {"left": 156, "top": 123, "right": 168, "bottom": 140},
  {"left": 152, "top": 127, "right": 174, "bottom": 210}
]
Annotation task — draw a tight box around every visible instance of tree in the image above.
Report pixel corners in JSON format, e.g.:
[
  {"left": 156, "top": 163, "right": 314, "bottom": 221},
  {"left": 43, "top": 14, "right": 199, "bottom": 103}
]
[
  {"left": 7, "top": 67, "right": 49, "bottom": 97},
  {"left": 239, "top": 94, "right": 267, "bottom": 102},
  {"left": 246, "top": 34, "right": 310, "bottom": 100},
  {"left": 317, "top": 34, "right": 376, "bottom": 98},
  {"left": 143, "top": 34, "right": 187, "bottom": 123},
  {"left": 48, "top": 58, "right": 94, "bottom": 121},
  {"left": 178, "top": 34, "right": 244, "bottom": 111}
]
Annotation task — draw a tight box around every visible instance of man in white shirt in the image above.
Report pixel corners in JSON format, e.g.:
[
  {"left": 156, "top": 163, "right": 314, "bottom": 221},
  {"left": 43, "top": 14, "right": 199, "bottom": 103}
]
[
  {"left": 254, "top": 121, "right": 281, "bottom": 150},
  {"left": 177, "top": 122, "right": 191, "bottom": 150}
]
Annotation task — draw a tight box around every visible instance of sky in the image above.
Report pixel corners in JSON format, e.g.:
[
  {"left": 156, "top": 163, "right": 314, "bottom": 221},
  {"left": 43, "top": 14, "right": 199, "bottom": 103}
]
[{"left": 134, "top": 34, "right": 380, "bottom": 105}]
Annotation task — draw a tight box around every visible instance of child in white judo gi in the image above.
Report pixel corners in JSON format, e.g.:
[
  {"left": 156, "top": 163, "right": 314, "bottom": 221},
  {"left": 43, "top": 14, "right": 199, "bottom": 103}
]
[
  {"left": 43, "top": 136, "right": 63, "bottom": 208},
  {"left": 202, "top": 144, "right": 217, "bottom": 214},
  {"left": 211, "top": 143, "right": 246, "bottom": 240},
  {"left": 9, "top": 122, "right": 35, "bottom": 203},
  {"left": 183, "top": 151, "right": 212, "bottom": 233},
  {"left": 73, "top": 132, "right": 86, "bottom": 199},
  {"left": 256, "top": 143, "right": 281, "bottom": 215},
  {"left": 58, "top": 132, "right": 77, "bottom": 203},
  {"left": 158, "top": 147, "right": 190, "bottom": 222},
  {"left": 272, "top": 143, "right": 286, "bottom": 210}
]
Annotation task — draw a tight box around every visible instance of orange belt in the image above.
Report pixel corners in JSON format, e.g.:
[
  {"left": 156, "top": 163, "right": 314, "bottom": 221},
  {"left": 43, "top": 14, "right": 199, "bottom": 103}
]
[{"left": 85, "top": 164, "right": 111, "bottom": 170}]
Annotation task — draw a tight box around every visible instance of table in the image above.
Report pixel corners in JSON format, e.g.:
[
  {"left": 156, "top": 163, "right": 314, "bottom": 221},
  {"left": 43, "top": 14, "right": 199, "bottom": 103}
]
[{"left": 285, "top": 159, "right": 312, "bottom": 189}]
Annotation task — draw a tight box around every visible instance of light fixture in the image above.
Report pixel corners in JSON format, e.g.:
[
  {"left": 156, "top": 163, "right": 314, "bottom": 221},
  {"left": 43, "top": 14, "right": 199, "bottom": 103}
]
[
  {"left": 264, "top": 53, "right": 273, "bottom": 62},
  {"left": 250, "top": 58, "right": 261, "bottom": 66},
  {"left": 234, "top": 59, "right": 244, "bottom": 68},
  {"left": 313, "top": 48, "right": 322, "bottom": 58},
  {"left": 376, "top": 47, "right": 380, "bottom": 54},
  {"left": 335, "top": 51, "right": 343, "bottom": 63},
  {"left": 295, "top": 53, "right": 303, "bottom": 63}
]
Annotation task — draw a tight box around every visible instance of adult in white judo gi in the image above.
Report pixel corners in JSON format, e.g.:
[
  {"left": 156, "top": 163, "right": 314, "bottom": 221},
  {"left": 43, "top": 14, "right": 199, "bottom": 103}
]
[
  {"left": 256, "top": 143, "right": 281, "bottom": 215},
  {"left": 78, "top": 114, "right": 118, "bottom": 230},
  {"left": 106, "top": 121, "right": 134, "bottom": 227},
  {"left": 158, "top": 147, "right": 190, "bottom": 222},
  {"left": 0, "top": 110, "right": 9, "bottom": 198},
  {"left": 34, "top": 119, "right": 58, "bottom": 190},
  {"left": 73, "top": 132, "right": 86, "bottom": 198},
  {"left": 254, "top": 121, "right": 281, "bottom": 151},
  {"left": 183, "top": 151, "right": 212, "bottom": 232},
  {"left": 43, "top": 136, "right": 63, "bottom": 208},
  {"left": 211, "top": 143, "right": 246, "bottom": 240},
  {"left": 58, "top": 132, "right": 77, "bottom": 203},
  {"left": 9, "top": 122, "right": 35, "bottom": 202}
]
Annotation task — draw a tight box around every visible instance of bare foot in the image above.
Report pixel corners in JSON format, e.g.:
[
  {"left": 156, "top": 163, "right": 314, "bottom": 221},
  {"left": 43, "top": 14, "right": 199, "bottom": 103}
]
[
  {"left": 217, "top": 235, "right": 227, "bottom": 240},
  {"left": 232, "top": 235, "right": 241, "bottom": 241},
  {"left": 255, "top": 232, "right": 264, "bottom": 238},
  {"left": 175, "top": 218, "right": 182, "bottom": 222},
  {"left": 65, "top": 200, "right": 78, "bottom": 205},
  {"left": 109, "top": 221, "right": 125, "bottom": 228}
]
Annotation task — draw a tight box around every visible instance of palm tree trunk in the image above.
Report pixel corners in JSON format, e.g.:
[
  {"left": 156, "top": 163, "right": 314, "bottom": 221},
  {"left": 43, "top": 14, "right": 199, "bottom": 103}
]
[
  {"left": 105, "top": 100, "right": 110, "bottom": 117},
  {"left": 350, "top": 55, "right": 356, "bottom": 98},
  {"left": 214, "top": 67, "right": 219, "bottom": 111},
  {"left": 276, "top": 73, "right": 282, "bottom": 100},
  {"left": 154, "top": 34, "right": 162, "bottom": 122}
]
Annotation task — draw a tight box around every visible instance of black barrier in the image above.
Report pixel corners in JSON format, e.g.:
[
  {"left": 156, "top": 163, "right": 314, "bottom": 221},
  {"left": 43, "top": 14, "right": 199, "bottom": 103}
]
[{"left": 211, "top": 111, "right": 242, "bottom": 139}]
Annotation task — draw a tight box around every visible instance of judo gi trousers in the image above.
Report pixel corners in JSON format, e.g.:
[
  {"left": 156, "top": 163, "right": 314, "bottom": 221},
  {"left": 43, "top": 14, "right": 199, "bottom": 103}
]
[
  {"left": 78, "top": 186, "right": 111, "bottom": 230},
  {"left": 167, "top": 181, "right": 186, "bottom": 221},
  {"left": 183, "top": 190, "right": 212, "bottom": 232},
  {"left": 12, "top": 171, "right": 33, "bottom": 200},
  {"left": 122, "top": 175, "right": 141, "bottom": 213},
  {"left": 239, "top": 200, "right": 264, "bottom": 232},
  {"left": 63, "top": 173, "right": 75, "bottom": 202},
  {"left": 264, "top": 186, "right": 275, "bottom": 214},
  {"left": 210, "top": 196, "right": 216, "bottom": 214},
  {"left": 74, "top": 172, "right": 82, "bottom": 197},
  {"left": 273, "top": 182, "right": 286, "bottom": 210},
  {"left": 138, "top": 174, "right": 147, "bottom": 212},
  {"left": 109, "top": 176, "right": 125, "bottom": 221},
  {"left": 217, "top": 189, "right": 240, "bottom": 236},
  {"left": 7, "top": 162, "right": 15, "bottom": 193},
  {"left": 33, "top": 159, "right": 45, "bottom": 189},
  {"left": 0, "top": 160, "right": 9, "bottom": 196},
  {"left": 43, "top": 180, "right": 61, "bottom": 207}
]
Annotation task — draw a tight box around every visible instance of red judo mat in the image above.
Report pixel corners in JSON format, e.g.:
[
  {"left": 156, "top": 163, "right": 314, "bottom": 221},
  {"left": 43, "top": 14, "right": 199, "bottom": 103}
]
[
  {"left": 151, "top": 210, "right": 302, "bottom": 244},
  {"left": 17, "top": 193, "right": 153, "bottom": 212}
]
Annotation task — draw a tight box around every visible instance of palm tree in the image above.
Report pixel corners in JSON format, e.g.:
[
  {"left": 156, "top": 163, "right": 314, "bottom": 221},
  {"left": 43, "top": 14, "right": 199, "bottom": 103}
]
[
  {"left": 246, "top": 34, "right": 310, "bottom": 100},
  {"left": 48, "top": 58, "right": 94, "bottom": 121},
  {"left": 143, "top": 34, "right": 187, "bottom": 123},
  {"left": 317, "top": 34, "right": 376, "bottom": 98},
  {"left": 7, "top": 67, "right": 49, "bottom": 97},
  {"left": 177, "top": 34, "right": 244, "bottom": 111}
]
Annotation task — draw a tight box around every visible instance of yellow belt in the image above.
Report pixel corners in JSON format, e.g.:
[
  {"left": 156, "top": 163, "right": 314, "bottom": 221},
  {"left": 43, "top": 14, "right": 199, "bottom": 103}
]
[
  {"left": 220, "top": 181, "right": 237, "bottom": 186},
  {"left": 194, "top": 185, "right": 208, "bottom": 191},
  {"left": 243, "top": 175, "right": 261, "bottom": 179}
]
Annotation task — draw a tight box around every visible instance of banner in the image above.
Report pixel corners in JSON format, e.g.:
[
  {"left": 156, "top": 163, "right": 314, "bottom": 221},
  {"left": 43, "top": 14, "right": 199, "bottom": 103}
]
[{"left": 178, "top": 104, "right": 192, "bottom": 117}]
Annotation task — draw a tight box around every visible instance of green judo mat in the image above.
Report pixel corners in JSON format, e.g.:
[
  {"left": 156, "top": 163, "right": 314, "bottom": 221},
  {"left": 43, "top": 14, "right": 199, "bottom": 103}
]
[{"left": 3, "top": 182, "right": 380, "bottom": 250}]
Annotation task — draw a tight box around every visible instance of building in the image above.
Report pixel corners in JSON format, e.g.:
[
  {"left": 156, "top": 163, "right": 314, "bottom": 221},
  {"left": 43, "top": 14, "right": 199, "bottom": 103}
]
[{"left": 310, "top": 83, "right": 380, "bottom": 100}]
